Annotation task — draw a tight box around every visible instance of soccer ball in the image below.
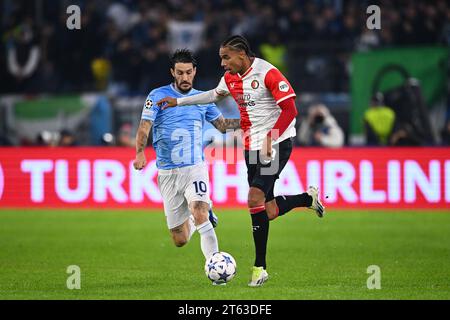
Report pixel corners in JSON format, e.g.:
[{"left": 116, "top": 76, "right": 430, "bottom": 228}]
[{"left": 205, "top": 251, "right": 237, "bottom": 284}]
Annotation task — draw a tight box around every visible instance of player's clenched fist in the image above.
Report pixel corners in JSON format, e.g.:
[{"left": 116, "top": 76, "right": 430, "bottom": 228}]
[{"left": 133, "top": 152, "right": 147, "bottom": 170}]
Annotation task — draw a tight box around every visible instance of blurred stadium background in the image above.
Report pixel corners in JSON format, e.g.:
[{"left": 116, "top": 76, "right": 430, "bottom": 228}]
[{"left": 0, "top": 0, "right": 449, "bottom": 299}]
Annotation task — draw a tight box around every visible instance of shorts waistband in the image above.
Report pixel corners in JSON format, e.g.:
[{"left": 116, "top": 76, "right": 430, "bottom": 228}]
[{"left": 158, "top": 162, "right": 205, "bottom": 175}]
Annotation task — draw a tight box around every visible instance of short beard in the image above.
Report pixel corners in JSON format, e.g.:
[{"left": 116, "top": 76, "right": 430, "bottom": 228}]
[{"left": 176, "top": 82, "right": 192, "bottom": 93}]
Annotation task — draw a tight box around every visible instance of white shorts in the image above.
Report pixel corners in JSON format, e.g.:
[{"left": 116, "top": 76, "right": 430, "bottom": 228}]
[{"left": 157, "top": 162, "right": 211, "bottom": 230}]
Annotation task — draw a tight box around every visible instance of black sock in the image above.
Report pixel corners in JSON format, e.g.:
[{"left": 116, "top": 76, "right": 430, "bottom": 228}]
[
  {"left": 250, "top": 210, "right": 269, "bottom": 269},
  {"left": 275, "top": 193, "right": 312, "bottom": 216}
]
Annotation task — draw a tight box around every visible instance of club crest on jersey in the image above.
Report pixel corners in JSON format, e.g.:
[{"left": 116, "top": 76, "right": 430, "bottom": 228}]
[
  {"left": 278, "top": 81, "right": 289, "bottom": 92},
  {"left": 145, "top": 99, "right": 152, "bottom": 109},
  {"left": 251, "top": 80, "right": 259, "bottom": 89}
]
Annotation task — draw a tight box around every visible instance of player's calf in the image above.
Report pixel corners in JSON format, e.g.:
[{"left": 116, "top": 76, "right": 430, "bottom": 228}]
[
  {"left": 190, "top": 201, "right": 210, "bottom": 225},
  {"left": 189, "top": 201, "right": 219, "bottom": 259},
  {"left": 270, "top": 192, "right": 314, "bottom": 219}
]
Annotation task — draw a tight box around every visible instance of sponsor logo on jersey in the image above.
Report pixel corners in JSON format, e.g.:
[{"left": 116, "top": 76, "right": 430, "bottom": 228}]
[
  {"left": 278, "top": 81, "right": 289, "bottom": 92},
  {"left": 145, "top": 99, "right": 152, "bottom": 109},
  {"left": 230, "top": 82, "right": 235, "bottom": 89},
  {"left": 236, "top": 93, "right": 255, "bottom": 108},
  {"left": 239, "top": 101, "right": 256, "bottom": 108},
  {"left": 251, "top": 80, "right": 259, "bottom": 89},
  {"left": 236, "top": 93, "right": 252, "bottom": 103}
]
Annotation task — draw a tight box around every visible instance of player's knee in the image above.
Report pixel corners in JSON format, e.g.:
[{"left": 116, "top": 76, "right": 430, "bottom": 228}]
[
  {"left": 171, "top": 226, "right": 189, "bottom": 247},
  {"left": 190, "top": 201, "right": 209, "bottom": 224},
  {"left": 193, "top": 214, "right": 208, "bottom": 226},
  {"left": 191, "top": 201, "right": 208, "bottom": 213},
  {"left": 248, "top": 188, "right": 265, "bottom": 208},
  {"left": 265, "top": 201, "right": 278, "bottom": 220},
  {"left": 248, "top": 196, "right": 264, "bottom": 208},
  {"left": 172, "top": 235, "right": 188, "bottom": 247},
  {"left": 174, "top": 239, "right": 187, "bottom": 247}
]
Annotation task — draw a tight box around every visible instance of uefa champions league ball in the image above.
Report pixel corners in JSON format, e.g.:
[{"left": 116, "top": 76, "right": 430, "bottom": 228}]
[{"left": 205, "top": 251, "right": 237, "bottom": 284}]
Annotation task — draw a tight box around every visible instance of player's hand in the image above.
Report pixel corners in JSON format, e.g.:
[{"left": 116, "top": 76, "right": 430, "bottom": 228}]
[
  {"left": 133, "top": 152, "right": 147, "bottom": 170},
  {"left": 260, "top": 136, "right": 272, "bottom": 163},
  {"left": 157, "top": 97, "right": 178, "bottom": 109},
  {"left": 314, "top": 132, "right": 322, "bottom": 143}
]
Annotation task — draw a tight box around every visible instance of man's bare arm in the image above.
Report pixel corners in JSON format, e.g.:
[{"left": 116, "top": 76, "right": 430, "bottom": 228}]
[
  {"left": 211, "top": 115, "right": 241, "bottom": 133},
  {"left": 157, "top": 89, "right": 226, "bottom": 109},
  {"left": 136, "top": 119, "right": 153, "bottom": 153},
  {"left": 133, "top": 119, "right": 153, "bottom": 170}
]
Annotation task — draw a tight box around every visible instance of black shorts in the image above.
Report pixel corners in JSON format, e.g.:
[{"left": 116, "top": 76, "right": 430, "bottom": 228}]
[{"left": 244, "top": 137, "right": 293, "bottom": 202}]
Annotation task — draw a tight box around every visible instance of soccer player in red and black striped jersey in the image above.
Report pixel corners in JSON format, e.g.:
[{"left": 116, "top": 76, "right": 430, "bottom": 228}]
[{"left": 158, "top": 35, "right": 325, "bottom": 287}]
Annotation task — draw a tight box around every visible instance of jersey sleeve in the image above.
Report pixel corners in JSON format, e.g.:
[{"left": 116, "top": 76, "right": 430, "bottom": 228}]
[
  {"left": 264, "top": 68, "right": 296, "bottom": 104},
  {"left": 141, "top": 91, "right": 161, "bottom": 122},
  {"left": 214, "top": 76, "right": 230, "bottom": 97},
  {"left": 205, "top": 103, "right": 222, "bottom": 123}
]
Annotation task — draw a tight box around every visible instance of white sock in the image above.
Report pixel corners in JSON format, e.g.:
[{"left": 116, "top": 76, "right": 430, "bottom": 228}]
[
  {"left": 196, "top": 220, "right": 219, "bottom": 259},
  {"left": 188, "top": 215, "right": 196, "bottom": 240}
]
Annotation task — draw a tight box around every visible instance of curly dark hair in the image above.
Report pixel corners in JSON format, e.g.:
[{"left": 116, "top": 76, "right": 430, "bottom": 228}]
[
  {"left": 221, "top": 35, "right": 256, "bottom": 57},
  {"left": 170, "top": 49, "right": 197, "bottom": 69}
]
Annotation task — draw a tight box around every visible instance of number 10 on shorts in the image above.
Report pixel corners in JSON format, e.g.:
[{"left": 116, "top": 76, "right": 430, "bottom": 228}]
[{"left": 193, "top": 181, "right": 207, "bottom": 194}]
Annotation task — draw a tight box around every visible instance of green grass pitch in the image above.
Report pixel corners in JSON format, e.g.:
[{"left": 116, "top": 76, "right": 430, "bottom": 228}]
[{"left": 0, "top": 208, "right": 449, "bottom": 300}]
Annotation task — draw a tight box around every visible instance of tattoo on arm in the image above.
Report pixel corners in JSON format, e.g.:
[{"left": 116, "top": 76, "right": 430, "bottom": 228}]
[
  {"left": 136, "top": 119, "right": 153, "bottom": 153},
  {"left": 212, "top": 116, "right": 240, "bottom": 133}
]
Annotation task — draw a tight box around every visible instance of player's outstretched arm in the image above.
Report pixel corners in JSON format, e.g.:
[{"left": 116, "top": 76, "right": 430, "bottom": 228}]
[
  {"left": 212, "top": 115, "right": 241, "bottom": 133},
  {"left": 157, "top": 89, "right": 224, "bottom": 110},
  {"left": 133, "top": 119, "right": 153, "bottom": 170}
]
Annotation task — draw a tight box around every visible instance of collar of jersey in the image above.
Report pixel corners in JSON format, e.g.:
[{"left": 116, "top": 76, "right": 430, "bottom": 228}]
[
  {"left": 237, "top": 58, "right": 257, "bottom": 78},
  {"left": 170, "top": 83, "right": 194, "bottom": 96}
]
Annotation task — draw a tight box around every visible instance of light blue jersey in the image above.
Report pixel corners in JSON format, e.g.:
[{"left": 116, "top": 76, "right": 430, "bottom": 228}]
[{"left": 141, "top": 84, "right": 222, "bottom": 169}]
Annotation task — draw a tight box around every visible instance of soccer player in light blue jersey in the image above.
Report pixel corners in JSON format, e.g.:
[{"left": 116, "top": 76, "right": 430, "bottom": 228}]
[{"left": 133, "top": 50, "right": 240, "bottom": 282}]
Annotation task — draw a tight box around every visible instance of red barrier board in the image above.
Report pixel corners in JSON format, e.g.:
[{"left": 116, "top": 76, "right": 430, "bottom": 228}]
[{"left": 0, "top": 147, "right": 449, "bottom": 209}]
